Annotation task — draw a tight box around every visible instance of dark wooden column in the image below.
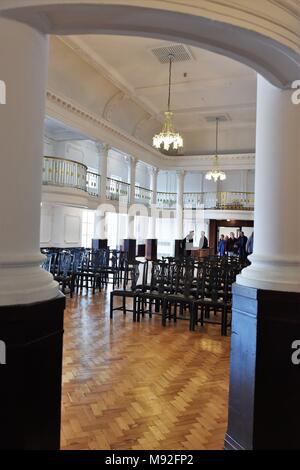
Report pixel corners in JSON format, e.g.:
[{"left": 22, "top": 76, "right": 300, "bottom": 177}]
[
  {"left": 225, "top": 284, "right": 300, "bottom": 449},
  {"left": 0, "top": 295, "right": 65, "bottom": 449}
]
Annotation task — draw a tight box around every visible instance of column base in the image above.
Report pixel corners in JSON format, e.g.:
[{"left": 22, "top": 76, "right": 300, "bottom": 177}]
[
  {"left": 225, "top": 283, "right": 300, "bottom": 449},
  {"left": 146, "top": 239, "right": 157, "bottom": 261},
  {"left": 174, "top": 239, "right": 185, "bottom": 258},
  {"left": 92, "top": 239, "right": 108, "bottom": 250},
  {"left": 0, "top": 294, "right": 65, "bottom": 449},
  {"left": 123, "top": 239, "right": 136, "bottom": 263}
]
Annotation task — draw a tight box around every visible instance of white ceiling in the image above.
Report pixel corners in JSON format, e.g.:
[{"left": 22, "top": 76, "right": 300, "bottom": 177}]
[
  {"left": 44, "top": 116, "right": 89, "bottom": 141},
  {"left": 66, "top": 35, "right": 257, "bottom": 132}
]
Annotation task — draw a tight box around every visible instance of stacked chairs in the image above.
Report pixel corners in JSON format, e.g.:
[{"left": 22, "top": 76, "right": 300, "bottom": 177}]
[
  {"left": 110, "top": 260, "right": 148, "bottom": 321},
  {"left": 100, "top": 249, "right": 121, "bottom": 289},
  {"left": 162, "top": 259, "right": 202, "bottom": 327},
  {"left": 75, "top": 249, "right": 104, "bottom": 294},
  {"left": 190, "top": 256, "right": 241, "bottom": 335},
  {"left": 54, "top": 251, "right": 75, "bottom": 297},
  {"left": 137, "top": 260, "right": 168, "bottom": 320}
]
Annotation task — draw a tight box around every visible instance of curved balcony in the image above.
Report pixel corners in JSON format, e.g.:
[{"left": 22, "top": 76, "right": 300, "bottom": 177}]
[
  {"left": 42, "top": 158, "right": 254, "bottom": 211},
  {"left": 43, "top": 156, "right": 100, "bottom": 198},
  {"left": 106, "top": 177, "right": 130, "bottom": 203},
  {"left": 135, "top": 186, "right": 153, "bottom": 206}
]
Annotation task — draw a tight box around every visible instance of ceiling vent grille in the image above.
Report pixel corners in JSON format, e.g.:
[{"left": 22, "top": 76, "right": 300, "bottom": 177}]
[
  {"left": 150, "top": 44, "right": 193, "bottom": 63},
  {"left": 204, "top": 114, "right": 231, "bottom": 123}
]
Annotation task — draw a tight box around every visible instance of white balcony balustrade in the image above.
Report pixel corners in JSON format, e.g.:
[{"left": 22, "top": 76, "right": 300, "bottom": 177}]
[{"left": 42, "top": 158, "right": 254, "bottom": 210}]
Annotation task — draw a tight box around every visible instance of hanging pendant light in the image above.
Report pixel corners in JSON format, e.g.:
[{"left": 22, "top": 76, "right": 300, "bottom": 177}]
[
  {"left": 153, "top": 54, "right": 183, "bottom": 155},
  {"left": 205, "top": 117, "right": 226, "bottom": 182}
]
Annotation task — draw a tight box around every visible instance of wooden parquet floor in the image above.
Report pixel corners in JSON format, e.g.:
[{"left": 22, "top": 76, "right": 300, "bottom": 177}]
[{"left": 61, "top": 289, "right": 230, "bottom": 450}]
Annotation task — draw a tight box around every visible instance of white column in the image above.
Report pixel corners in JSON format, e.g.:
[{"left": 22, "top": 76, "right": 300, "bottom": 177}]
[
  {"left": 237, "top": 76, "right": 300, "bottom": 292},
  {"left": 129, "top": 156, "right": 137, "bottom": 204},
  {"left": 240, "top": 170, "right": 248, "bottom": 193},
  {"left": 176, "top": 170, "right": 185, "bottom": 239},
  {"left": 94, "top": 210, "right": 106, "bottom": 239},
  {"left": 96, "top": 142, "right": 109, "bottom": 202},
  {"left": 0, "top": 17, "right": 59, "bottom": 305},
  {"left": 94, "top": 143, "right": 109, "bottom": 240},
  {"left": 128, "top": 156, "right": 137, "bottom": 238},
  {"left": 148, "top": 167, "right": 158, "bottom": 238}
]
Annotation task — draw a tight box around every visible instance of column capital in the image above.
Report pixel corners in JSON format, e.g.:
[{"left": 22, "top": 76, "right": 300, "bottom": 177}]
[
  {"left": 176, "top": 169, "right": 185, "bottom": 178},
  {"left": 150, "top": 166, "right": 159, "bottom": 176},
  {"left": 96, "top": 142, "right": 110, "bottom": 155},
  {"left": 126, "top": 155, "right": 138, "bottom": 167}
]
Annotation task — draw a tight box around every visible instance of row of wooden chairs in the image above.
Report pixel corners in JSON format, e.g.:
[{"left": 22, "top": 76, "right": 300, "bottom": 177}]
[{"left": 110, "top": 256, "right": 244, "bottom": 336}]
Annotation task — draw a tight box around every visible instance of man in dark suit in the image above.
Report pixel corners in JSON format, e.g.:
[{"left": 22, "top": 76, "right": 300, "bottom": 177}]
[
  {"left": 237, "top": 231, "right": 248, "bottom": 260},
  {"left": 199, "top": 231, "right": 208, "bottom": 249}
]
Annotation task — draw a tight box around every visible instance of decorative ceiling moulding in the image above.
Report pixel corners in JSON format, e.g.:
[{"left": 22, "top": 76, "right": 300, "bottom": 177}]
[
  {"left": 59, "top": 36, "right": 161, "bottom": 119},
  {"left": 1, "top": 1, "right": 299, "bottom": 88},
  {"left": 46, "top": 89, "right": 163, "bottom": 168}
]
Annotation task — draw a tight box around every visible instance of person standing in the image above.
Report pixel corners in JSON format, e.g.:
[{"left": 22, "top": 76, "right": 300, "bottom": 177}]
[
  {"left": 184, "top": 230, "right": 194, "bottom": 256},
  {"left": 218, "top": 234, "right": 226, "bottom": 256},
  {"left": 237, "top": 231, "right": 248, "bottom": 260},
  {"left": 199, "top": 230, "right": 208, "bottom": 249},
  {"left": 226, "top": 232, "right": 236, "bottom": 256}
]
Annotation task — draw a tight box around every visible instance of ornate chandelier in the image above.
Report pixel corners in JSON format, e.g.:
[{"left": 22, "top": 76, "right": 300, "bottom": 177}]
[
  {"left": 153, "top": 54, "right": 183, "bottom": 155},
  {"left": 205, "top": 118, "right": 226, "bottom": 182}
]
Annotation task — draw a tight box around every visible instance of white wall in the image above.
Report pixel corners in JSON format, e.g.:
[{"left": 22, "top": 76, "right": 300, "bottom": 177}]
[
  {"left": 136, "top": 162, "right": 151, "bottom": 189},
  {"left": 158, "top": 170, "right": 254, "bottom": 194},
  {"left": 157, "top": 171, "right": 177, "bottom": 193},
  {"left": 107, "top": 149, "right": 129, "bottom": 181},
  {"left": 40, "top": 203, "right": 83, "bottom": 247}
]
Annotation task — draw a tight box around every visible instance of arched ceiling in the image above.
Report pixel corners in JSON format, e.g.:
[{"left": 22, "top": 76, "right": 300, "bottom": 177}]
[
  {"left": 49, "top": 34, "right": 257, "bottom": 156},
  {"left": 1, "top": 1, "right": 299, "bottom": 88}
]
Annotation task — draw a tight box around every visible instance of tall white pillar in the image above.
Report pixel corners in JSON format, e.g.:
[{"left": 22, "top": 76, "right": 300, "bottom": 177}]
[
  {"left": 128, "top": 156, "right": 137, "bottom": 239},
  {"left": 129, "top": 156, "right": 137, "bottom": 204},
  {"left": 97, "top": 142, "right": 109, "bottom": 202},
  {"left": 0, "top": 18, "right": 58, "bottom": 306},
  {"left": 94, "top": 143, "right": 109, "bottom": 242},
  {"left": 237, "top": 75, "right": 300, "bottom": 292},
  {"left": 176, "top": 170, "right": 185, "bottom": 239},
  {"left": 148, "top": 167, "right": 158, "bottom": 238}
]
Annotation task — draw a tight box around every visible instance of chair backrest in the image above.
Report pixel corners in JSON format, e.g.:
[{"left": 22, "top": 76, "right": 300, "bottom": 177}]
[
  {"left": 57, "top": 252, "right": 73, "bottom": 276},
  {"left": 150, "top": 261, "right": 166, "bottom": 293}
]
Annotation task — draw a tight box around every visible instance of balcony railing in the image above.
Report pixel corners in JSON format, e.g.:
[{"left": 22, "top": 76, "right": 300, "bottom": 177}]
[
  {"left": 157, "top": 192, "right": 177, "bottom": 210},
  {"left": 106, "top": 177, "right": 130, "bottom": 203},
  {"left": 87, "top": 171, "right": 100, "bottom": 197},
  {"left": 159, "top": 191, "right": 254, "bottom": 210},
  {"left": 43, "top": 158, "right": 254, "bottom": 210},
  {"left": 135, "top": 186, "right": 153, "bottom": 206},
  {"left": 43, "top": 156, "right": 87, "bottom": 192}
]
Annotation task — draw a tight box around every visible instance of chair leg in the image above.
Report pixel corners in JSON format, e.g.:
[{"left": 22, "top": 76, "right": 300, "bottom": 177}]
[
  {"left": 133, "top": 296, "right": 137, "bottom": 322},
  {"left": 162, "top": 299, "right": 167, "bottom": 326},
  {"left": 122, "top": 296, "right": 126, "bottom": 315},
  {"left": 110, "top": 292, "right": 114, "bottom": 319}
]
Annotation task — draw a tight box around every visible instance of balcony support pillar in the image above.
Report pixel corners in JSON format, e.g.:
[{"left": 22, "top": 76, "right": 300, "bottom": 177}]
[
  {"left": 96, "top": 142, "right": 110, "bottom": 203},
  {"left": 0, "top": 17, "right": 64, "bottom": 449},
  {"left": 148, "top": 167, "right": 158, "bottom": 239},
  {"left": 225, "top": 76, "right": 300, "bottom": 450},
  {"left": 127, "top": 156, "right": 137, "bottom": 239}
]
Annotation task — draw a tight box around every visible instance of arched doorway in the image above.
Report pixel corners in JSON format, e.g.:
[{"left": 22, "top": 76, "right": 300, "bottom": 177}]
[{"left": 0, "top": 0, "right": 299, "bottom": 451}]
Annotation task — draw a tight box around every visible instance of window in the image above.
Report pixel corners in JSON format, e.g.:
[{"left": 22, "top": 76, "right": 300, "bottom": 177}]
[{"left": 81, "top": 209, "right": 95, "bottom": 248}]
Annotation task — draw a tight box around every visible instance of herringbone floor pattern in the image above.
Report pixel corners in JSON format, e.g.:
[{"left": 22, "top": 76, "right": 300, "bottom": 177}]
[{"left": 61, "top": 289, "right": 230, "bottom": 450}]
